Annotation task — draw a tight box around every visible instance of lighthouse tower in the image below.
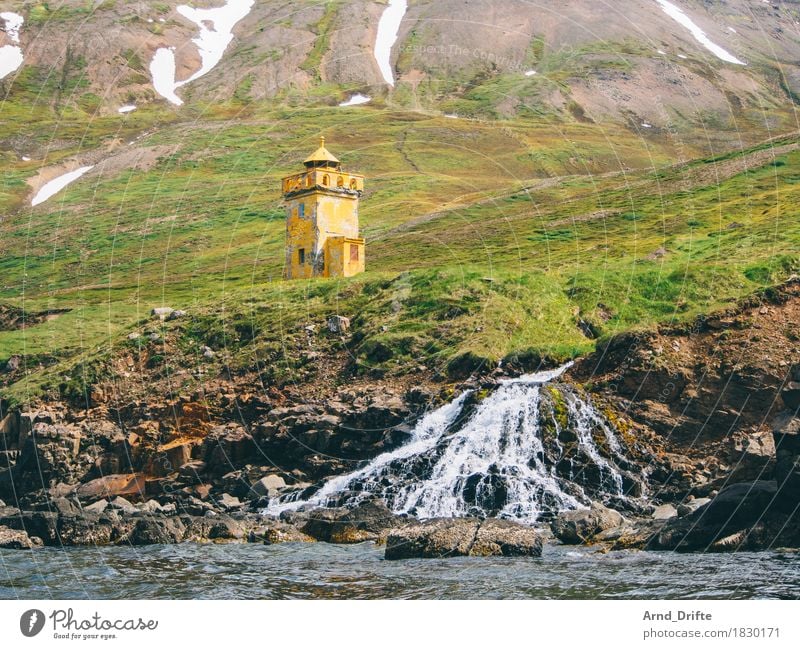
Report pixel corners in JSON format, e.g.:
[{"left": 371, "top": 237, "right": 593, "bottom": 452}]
[{"left": 282, "top": 137, "right": 365, "bottom": 279}]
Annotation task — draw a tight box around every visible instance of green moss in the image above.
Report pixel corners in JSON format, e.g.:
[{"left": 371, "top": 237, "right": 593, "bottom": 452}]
[
  {"left": 300, "top": 1, "right": 342, "bottom": 80},
  {"left": 547, "top": 386, "right": 569, "bottom": 430}
]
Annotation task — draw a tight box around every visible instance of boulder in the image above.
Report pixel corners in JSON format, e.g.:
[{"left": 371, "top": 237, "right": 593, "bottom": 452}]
[
  {"left": 249, "top": 475, "right": 286, "bottom": 498},
  {"left": 331, "top": 500, "right": 402, "bottom": 543},
  {"left": 0, "top": 525, "right": 41, "bottom": 549},
  {"left": 300, "top": 500, "right": 403, "bottom": 543},
  {"left": 726, "top": 431, "right": 775, "bottom": 481},
  {"left": 551, "top": 502, "right": 625, "bottom": 544},
  {"left": 650, "top": 480, "right": 782, "bottom": 551},
  {"left": 696, "top": 480, "right": 778, "bottom": 526},
  {"left": 775, "top": 455, "right": 800, "bottom": 500},
  {"left": 470, "top": 519, "right": 544, "bottom": 557},
  {"left": 108, "top": 496, "right": 137, "bottom": 513},
  {"left": 150, "top": 307, "right": 174, "bottom": 320},
  {"left": 327, "top": 315, "right": 350, "bottom": 334},
  {"left": 75, "top": 473, "right": 146, "bottom": 502},
  {"left": 773, "top": 411, "right": 800, "bottom": 455},
  {"left": 57, "top": 513, "right": 115, "bottom": 546},
  {"left": 128, "top": 517, "right": 187, "bottom": 545},
  {"left": 138, "top": 499, "right": 164, "bottom": 513},
  {"left": 652, "top": 504, "right": 678, "bottom": 520},
  {"left": 184, "top": 515, "right": 245, "bottom": 542},
  {"left": 385, "top": 518, "right": 479, "bottom": 559},
  {"left": 676, "top": 497, "right": 711, "bottom": 517},
  {"left": 43, "top": 496, "right": 81, "bottom": 516},
  {"left": 217, "top": 493, "right": 242, "bottom": 511},
  {"left": 782, "top": 382, "right": 800, "bottom": 410},
  {"left": 204, "top": 424, "right": 255, "bottom": 473},
  {"left": 83, "top": 499, "right": 108, "bottom": 514},
  {"left": 250, "top": 521, "right": 315, "bottom": 544},
  {"left": 299, "top": 507, "right": 345, "bottom": 541},
  {"left": 0, "top": 510, "right": 58, "bottom": 544},
  {"left": 384, "top": 518, "right": 541, "bottom": 560}
]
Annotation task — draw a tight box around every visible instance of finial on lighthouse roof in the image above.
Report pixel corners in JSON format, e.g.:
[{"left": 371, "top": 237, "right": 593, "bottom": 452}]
[{"left": 304, "top": 135, "right": 340, "bottom": 168}]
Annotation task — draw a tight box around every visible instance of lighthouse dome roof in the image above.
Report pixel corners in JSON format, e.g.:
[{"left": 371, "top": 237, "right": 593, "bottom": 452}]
[{"left": 304, "top": 136, "right": 340, "bottom": 167}]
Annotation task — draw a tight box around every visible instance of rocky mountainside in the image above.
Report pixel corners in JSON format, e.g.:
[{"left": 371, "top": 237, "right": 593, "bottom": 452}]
[
  {"left": 1, "top": 1, "right": 800, "bottom": 555},
  {"left": 3, "top": 0, "right": 800, "bottom": 131},
  {"left": 1, "top": 281, "right": 798, "bottom": 552}
]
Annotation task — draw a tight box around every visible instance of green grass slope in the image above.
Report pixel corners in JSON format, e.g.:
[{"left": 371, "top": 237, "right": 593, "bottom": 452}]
[{"left": 0, "top": 98, "right": 798, "bottom": 404}]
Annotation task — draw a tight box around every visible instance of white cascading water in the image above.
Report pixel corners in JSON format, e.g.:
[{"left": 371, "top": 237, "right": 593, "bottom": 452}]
[{"left": 267, "top": 364, "right": 640, "bottom": 523}]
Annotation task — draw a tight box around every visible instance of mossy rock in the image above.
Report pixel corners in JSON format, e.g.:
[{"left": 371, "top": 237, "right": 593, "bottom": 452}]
[{"left": 446, "top": 351, "right": 492, "bottom": 379}]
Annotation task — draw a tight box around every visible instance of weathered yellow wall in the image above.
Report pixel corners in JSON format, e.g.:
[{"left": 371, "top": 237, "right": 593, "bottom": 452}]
[
  {"left": 323, "top": 237, "right": 364, "bottom": 278},
  {"left": 325, "top": 236, "right": 346, "bottom": 277},
  {"left": 344, "top": 239, "right": 365, "bottom": 276},
  {"left": 285, "top": 197, "right": 315, "bottom": 279}
]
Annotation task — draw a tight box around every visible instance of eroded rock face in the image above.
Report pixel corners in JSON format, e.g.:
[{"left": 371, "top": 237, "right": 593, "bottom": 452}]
[
  {"left": 647, "top": 480, "right": 795, "bottom": 551},
  {"left": 550, "top": 502, "right": 625, "bottom": 544},
  {"left": 773, "top": 411, "right": 800, "bottom": 500},
  {"left": 571, "top": 285, "right": 800, "bottom": 499},
  {"left": 384, "top": 518, "right": 542, "bottom": 560}
]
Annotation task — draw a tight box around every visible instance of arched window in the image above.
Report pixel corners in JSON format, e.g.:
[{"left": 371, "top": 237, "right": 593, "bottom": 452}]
[
  {"left": 322, "top": 174, "right": 329, "bottom": 186},
  {"left": 337, "top": 176, "right": 344, "bottom": 188},
  {"left": 306, "top": 174, "right": 313, "bottom": 187},
  {"left": 350, "top": 179, "right": 357, "bottom": 190}
]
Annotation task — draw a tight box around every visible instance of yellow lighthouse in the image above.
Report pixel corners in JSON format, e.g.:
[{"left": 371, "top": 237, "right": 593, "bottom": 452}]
[{"left": 282, "top": 137, "right": 365, "bottom": 279}]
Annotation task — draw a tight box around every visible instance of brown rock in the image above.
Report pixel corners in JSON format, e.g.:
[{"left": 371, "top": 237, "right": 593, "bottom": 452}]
[
  {"left": 0, "top": 525, "right": 41, "bottom": 549},
  {"left": 551, "top": 502, "right": 625, "bottom": 544},
  {"left": 75, "top": 473, "right": 146, "bottom": 502},
  {"left": 253, "top": 521, "right": 316, "bottom": 544},
  {"left": 384, "top": 518, "right": 541, "bottom": 560}
]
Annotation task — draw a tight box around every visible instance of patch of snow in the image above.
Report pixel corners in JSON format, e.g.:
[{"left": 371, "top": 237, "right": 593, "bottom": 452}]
[
  {"left": 21, "top": 156, "right": 30, "bottom": 161},
  {"left": 0, "top": 45, "right": 23, "bottom": 79},
  {"left": 728, "top": 26, "right": 737, "bottom": 33},
  {"left": 642, "top": 123, "right": 652, "bottom": 128},
  {"left": 148, "top": 18, "right": 154, "bottom": 23},
  {"left": 657, "top": 49, "right": 666, "bottom": 55},
  {"left": 118, "top": 104, "right": 137, "bottom": 113},
  {"left": 31, "top": 166, "right": 94, "bottom": 207},
  {"left": 524, "top": 69, "right": 537, "bottom": 76},
  {"left": 339, "top": 94, "right": 371, "bottom": 106},
  {"left": 1, "top": 11, "right": 22, "bottom": 41},
  {"left": 150, "top": 47, "right": 183, "bottom": 106},
  {"left": 0, "top": 12, "right": 24, "bottom": 79},
  {"left": 374, "top": 0, "right": 407, "bottom": 86},
  {"left": 176, "top": 0, "right": 254, "bottom": 85},
  {"left": 149, "top": 1, "right": 255, "bottom": 105},
  {"left": 444, "top": 114, "right": 459, "bottom": 119},
  {"left": 656, "top": 0, "right": 745, "bottom": 65},
  {"left": 677, "top": 53, "right": 688, "bottom": 59}
]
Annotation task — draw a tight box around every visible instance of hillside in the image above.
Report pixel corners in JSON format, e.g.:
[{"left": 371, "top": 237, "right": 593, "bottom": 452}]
[
  {"left": 0, "top": 119, "right": 798, "bottom": 406},
  {"left": 0, "top": 0, "right": 799, "bottom": 405},
  {"left": 1, "top": 2, "right": 800, "bottom": 567}
]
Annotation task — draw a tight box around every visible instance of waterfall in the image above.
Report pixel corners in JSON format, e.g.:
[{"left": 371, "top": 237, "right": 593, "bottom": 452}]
[{"left": 267, "top": 364, "right": 643, "bottom": 523}]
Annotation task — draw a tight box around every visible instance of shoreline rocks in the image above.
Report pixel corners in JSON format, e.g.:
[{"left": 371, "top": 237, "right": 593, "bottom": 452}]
[
  {"left": 0, "top": 525, "right": 42, "bottom": 549},
  {"left": 384, "top": 518, "right": 542, "bottom": 560},
  {"left": 550, "top": 502, "right": 625, "bottom": 544}
]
